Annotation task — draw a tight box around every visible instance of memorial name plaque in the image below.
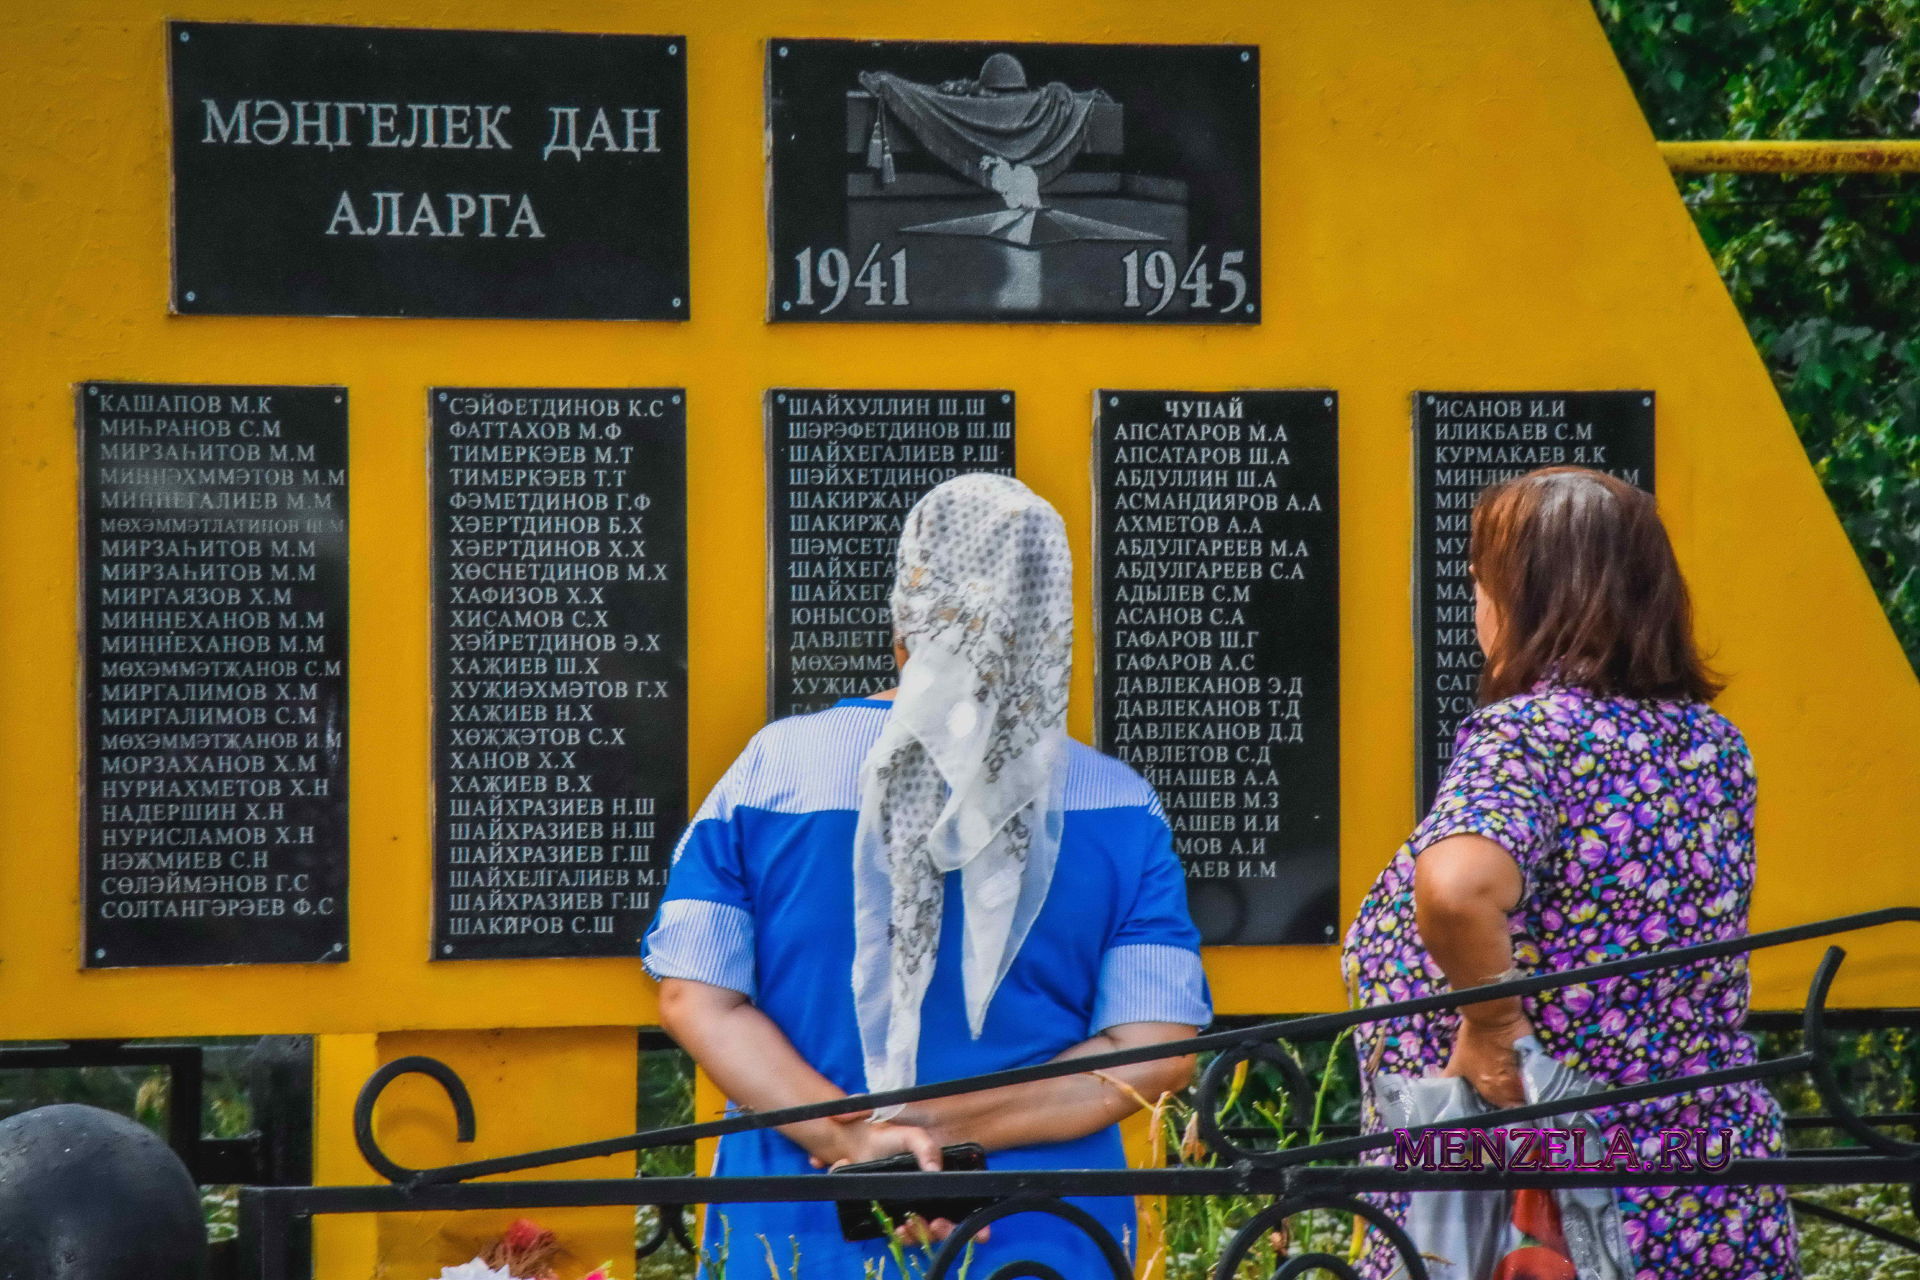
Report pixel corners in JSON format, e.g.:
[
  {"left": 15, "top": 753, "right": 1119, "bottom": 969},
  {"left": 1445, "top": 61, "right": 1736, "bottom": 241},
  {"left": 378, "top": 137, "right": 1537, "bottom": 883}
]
[
  {"left": 1095, "top": 391, "right": 1339, "bottom": 946},
  {"left": 768, "top": 40, "right": 1260, "bottom": 323},
  {"left": 1415, "top": 391, "right": 1655, "bottom": 810},
  {"left": 81, "top": 382, "right": 349, "bottom": 968},
  {"left": 431, "top": 389, "right": 688, "bottom": 960},
  {"left": 169, "top": 22, "right": 689, "bottom": 319},
  {"left": 767, "top": 390, "right": 1015, "bottom": 717}
]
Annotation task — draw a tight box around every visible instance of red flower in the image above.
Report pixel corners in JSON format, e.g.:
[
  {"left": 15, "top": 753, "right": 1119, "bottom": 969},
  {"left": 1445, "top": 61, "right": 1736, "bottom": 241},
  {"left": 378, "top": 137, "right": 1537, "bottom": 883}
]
[
  {"left": 503, "top": 1220, "right": 548, "bottom": 1252},
  {"left": 481, "top": 1218, "right": 560, "bottom": 1279}
]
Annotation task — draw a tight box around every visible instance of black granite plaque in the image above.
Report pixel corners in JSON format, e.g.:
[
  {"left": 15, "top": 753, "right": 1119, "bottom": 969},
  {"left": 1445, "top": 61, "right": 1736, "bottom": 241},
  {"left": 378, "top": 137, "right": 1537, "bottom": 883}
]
[
  {"left": 768, "top": 40, "right": 1260, "bottom": 323},
  {"left": 1414, "top": 391, "right": 1655, "bottom": 811},
  {"left": 1095, "top": 391, "right": 1339, "bottom": 946},
  {"left": 767, "top": 390, "right": 1015, "bottom": 717},
  {"left": 431, "top": 389, "right": 687, "bottom": 959},
  {"left": 169, "top": 22, "right": 689, "bottom": 319},
  {"left": 81, "top": 382, "right": 349, "bottom": 968}
]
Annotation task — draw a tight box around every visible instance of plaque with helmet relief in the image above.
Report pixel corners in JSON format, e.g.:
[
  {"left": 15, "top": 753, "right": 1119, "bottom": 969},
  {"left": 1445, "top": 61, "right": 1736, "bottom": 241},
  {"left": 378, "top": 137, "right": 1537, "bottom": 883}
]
[{"left": 767, "top": 40, "right": 1260, "bottom": 323}]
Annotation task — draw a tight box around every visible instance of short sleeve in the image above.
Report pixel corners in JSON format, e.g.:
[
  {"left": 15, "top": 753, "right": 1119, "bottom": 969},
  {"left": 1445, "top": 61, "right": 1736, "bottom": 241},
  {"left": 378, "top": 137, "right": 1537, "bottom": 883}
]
[
  {"left": 641, "top": 738, "right": 761, "bottom": 998},
  {"left": 1412, "top": 702, "right": 1559, "bottom": 883},
  {"left": 1091, "top": 810, "right": 1213, "bottom": 1033}
]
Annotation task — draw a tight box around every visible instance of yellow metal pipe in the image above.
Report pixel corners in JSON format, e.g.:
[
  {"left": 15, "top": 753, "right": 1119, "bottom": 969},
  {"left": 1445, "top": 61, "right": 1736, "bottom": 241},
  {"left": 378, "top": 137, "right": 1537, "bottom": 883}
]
[{"left": 1660, "top": 140, "right": 1920, "bottom": 174}]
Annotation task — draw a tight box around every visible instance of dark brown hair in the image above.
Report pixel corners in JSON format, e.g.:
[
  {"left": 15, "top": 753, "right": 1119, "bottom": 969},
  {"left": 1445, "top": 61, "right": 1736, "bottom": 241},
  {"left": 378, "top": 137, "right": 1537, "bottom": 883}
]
[{"left": 1470, "top": 466, "right": 1721, "bottom": 704}]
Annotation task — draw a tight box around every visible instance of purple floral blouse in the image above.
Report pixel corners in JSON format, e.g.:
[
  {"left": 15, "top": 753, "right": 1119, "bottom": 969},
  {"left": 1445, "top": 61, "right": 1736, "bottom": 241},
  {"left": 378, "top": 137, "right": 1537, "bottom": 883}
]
[{"left": 1343, "top": 684, "right": 1798, "bottom": 1280}]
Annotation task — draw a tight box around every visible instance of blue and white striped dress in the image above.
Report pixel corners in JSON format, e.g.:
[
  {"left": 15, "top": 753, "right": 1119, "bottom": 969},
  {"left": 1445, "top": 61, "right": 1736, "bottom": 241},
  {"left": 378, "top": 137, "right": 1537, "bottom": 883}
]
[{"left": 644, "top": 696, "right": 1211, "bottom": 1278}]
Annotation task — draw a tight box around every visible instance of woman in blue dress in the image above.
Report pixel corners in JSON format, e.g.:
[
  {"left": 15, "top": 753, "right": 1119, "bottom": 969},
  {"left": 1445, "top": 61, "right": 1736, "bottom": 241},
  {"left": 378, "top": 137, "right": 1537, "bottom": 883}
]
[{"left": 644, "top": 474, "right": 1211, "bottom": 1277}]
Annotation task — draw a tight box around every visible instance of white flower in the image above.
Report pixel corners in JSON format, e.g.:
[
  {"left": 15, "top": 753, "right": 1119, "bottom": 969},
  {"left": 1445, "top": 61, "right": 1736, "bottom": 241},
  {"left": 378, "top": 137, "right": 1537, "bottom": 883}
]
[{"left": 433, "top": 1260, "right": 513, "bottom": 1280}]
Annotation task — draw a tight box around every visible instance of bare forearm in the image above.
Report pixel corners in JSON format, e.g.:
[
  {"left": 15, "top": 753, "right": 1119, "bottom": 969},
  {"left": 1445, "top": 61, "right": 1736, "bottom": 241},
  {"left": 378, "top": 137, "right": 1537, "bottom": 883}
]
[
  {"left": 659, "top": 986, "right": 857, "bottom": 1163},
  {"left": 901, "top": 1026, "right": 1196, "bottom": 1151}
]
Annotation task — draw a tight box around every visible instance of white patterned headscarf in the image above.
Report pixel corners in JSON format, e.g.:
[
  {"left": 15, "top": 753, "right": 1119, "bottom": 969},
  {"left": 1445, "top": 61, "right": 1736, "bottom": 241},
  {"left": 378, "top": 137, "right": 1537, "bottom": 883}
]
[{"left": 851, "top": 474, "right": 1074, "bottom": 1100}]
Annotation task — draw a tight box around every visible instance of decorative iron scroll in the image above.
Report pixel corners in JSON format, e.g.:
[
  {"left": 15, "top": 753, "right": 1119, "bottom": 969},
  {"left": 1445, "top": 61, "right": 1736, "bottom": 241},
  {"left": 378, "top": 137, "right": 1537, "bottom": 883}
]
[{"left": 237, "top": 907, "right": 1920, "bottom": 1280}]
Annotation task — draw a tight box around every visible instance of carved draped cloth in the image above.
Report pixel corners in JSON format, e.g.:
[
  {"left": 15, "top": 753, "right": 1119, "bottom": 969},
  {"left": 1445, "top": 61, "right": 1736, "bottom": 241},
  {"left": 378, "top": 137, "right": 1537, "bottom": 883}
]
[{"left": 857, "top": 70, "right": 1106, "bottom": 187}]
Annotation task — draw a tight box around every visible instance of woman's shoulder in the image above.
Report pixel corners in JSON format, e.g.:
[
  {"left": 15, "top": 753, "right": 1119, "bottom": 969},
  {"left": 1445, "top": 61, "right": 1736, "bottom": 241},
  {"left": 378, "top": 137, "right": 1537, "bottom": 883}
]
[
  {"left": 1062, "top": 740, "right": 1165, "bottom": 818},
  {"left": 1456, "top": 687, "right": 1582, "bottom": 748},
  {"left": 709, "top": 701, "right": 889, "bottom": 815},
  {"left": 1462, "top": 688, "right": 1751, "bottom": 764},
  {"left": 1670, "top": 699, "right": 1754, "bottom": 771},
  {"left": 752, "top": 699, "right": 890, "bottom": 756}
]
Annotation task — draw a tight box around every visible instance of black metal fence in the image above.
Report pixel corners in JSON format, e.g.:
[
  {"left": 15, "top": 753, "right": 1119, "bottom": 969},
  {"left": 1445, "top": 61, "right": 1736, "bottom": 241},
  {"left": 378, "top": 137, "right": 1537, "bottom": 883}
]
[{"left": 235, "top": 907, "right": 1920, "bottom": 1278}]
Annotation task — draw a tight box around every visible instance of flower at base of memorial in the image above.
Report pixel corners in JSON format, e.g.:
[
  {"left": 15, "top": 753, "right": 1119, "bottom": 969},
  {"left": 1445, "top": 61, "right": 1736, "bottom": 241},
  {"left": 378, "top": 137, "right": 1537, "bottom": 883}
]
[
  {"left": 476, "top": 1218, "right": 563, "bottom": 1280},
  {"left": 431, "top": 1262, "right": 512, "bottom": 1280}
]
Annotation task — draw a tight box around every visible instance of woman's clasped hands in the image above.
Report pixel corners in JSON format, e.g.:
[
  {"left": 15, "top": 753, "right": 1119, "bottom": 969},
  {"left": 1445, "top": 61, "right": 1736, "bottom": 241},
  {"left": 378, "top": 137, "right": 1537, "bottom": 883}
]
[{"left": 806, "top": 1111, "right": 991, "bottom": 1246}]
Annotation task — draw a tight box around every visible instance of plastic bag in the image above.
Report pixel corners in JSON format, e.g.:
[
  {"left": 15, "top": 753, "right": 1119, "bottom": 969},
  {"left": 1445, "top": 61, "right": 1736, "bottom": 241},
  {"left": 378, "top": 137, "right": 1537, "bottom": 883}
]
[{"left": 1372, "top": 1036, "right": 1635, "bottom": 1280}]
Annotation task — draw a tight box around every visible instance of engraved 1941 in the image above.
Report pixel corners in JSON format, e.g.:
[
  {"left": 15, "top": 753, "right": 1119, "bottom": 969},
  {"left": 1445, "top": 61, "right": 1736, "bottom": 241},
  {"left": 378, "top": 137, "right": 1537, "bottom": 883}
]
[{"left": 768, "top": 40, "right": 1260, "bottom": 323}]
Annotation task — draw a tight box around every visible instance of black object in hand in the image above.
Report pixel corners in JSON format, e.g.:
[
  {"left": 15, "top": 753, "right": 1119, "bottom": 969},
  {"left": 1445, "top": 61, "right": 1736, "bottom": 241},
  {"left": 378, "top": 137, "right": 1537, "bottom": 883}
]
[{"left": 831, "top": 1142, "right": 990, "bottom": 1242}]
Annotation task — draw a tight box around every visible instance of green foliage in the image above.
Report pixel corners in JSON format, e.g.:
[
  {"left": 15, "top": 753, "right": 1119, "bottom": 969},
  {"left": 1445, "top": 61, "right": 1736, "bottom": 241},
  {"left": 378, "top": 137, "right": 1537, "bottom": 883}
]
[
  {"left": 1593, "top": 0, "right": 1920, "bottom": 668},
  {"left": 1757, "top": 1024, "right": 1920, "bottom": 1278},
  {"left": 1148, "top": 1036, "right": 1357, "bottom": 1279}
]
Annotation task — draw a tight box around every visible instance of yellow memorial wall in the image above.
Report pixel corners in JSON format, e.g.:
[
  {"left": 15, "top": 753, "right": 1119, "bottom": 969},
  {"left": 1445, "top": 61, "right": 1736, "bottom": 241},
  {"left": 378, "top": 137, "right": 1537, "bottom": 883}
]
[{"left": 6, "top": 0, "right": 1920, "bottom": 1273}]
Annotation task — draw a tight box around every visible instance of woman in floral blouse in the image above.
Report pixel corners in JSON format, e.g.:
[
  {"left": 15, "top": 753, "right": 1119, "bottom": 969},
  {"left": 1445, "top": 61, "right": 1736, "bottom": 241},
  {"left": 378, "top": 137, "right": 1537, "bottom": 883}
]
[{"left": 1344, "top": 466, "right": 1798, "bottom": 1279}]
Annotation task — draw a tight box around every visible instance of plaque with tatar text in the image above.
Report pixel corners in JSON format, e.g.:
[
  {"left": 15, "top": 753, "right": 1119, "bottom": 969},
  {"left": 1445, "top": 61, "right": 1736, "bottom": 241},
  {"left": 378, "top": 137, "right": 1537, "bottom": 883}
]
[
  {"left": 767, "top": 390, "right": 1015, "bottom": 718},
  {"left": 431, "top": 389, "right": 688, "bottom": 959},
  {"left": 169, "top": 22, "right": 689, "bottom": 319},
  {"left": 1095, "top": 391, "right": 1339, "bottom": 946},
  {"left": 81, "top": 382, "right": 349, "bottom": 968},
  {"left": 1414, "top": 391, "right": 1655, "bottom": 812},
  {"left": 768, "top": 40, "right": 1260, "bottom": 323}
]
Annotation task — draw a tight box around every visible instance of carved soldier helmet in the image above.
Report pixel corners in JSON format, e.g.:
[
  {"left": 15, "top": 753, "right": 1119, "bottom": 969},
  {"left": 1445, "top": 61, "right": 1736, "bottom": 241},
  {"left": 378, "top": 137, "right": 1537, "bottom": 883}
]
[{"left": 979, "top": 52, "right": 1028, "bottom": 91}]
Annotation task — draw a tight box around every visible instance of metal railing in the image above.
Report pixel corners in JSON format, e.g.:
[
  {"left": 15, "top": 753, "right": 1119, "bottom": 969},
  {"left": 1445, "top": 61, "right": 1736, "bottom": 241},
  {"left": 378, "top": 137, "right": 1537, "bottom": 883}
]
[
  {"left": 1659, "top": 140, "right": 1920, "bottom": 174},
  {"left": 237, "top": 908, "right": 1920, "bottom": 1278}
]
